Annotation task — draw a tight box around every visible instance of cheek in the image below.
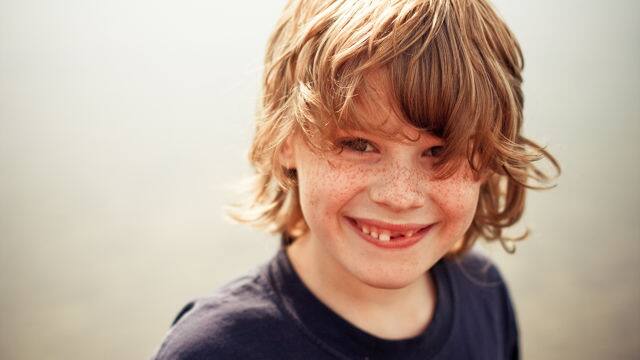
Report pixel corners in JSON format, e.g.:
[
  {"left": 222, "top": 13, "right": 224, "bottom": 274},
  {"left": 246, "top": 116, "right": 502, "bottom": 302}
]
[
  {"left": 297, "top": 157, "right": 372, "bottom": 218},
  {"left": 430, "top": 172, "right": 481, "bottom": 231}
]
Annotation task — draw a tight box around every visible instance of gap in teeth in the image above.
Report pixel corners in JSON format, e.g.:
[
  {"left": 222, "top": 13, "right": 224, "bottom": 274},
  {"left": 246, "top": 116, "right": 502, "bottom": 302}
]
[{"left": 358, "top": 222, "right": 418, "bottom": 241}]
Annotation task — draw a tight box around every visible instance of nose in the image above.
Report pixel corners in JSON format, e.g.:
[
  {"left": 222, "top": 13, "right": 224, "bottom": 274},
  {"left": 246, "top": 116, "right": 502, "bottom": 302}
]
[{"left": 368, "top": 164, "right": 426, "bottom": 212}]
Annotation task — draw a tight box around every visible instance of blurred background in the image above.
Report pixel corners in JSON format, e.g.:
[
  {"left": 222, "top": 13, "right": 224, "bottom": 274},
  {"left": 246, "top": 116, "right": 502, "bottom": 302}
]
[{"left": 1, "top": 0, "right": 638, "bottom": 359}]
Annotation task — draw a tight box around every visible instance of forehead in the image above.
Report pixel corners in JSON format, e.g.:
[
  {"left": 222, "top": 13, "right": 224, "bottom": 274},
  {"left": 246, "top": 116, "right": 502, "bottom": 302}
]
[{"left": 342, "top": 69, "right": 426, "bottom": 141}]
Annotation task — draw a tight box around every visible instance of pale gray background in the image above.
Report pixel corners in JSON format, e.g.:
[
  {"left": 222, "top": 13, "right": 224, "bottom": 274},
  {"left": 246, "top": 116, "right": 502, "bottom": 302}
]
[{"left": 1, "top": 0, "right": 638, "bottom": 359}]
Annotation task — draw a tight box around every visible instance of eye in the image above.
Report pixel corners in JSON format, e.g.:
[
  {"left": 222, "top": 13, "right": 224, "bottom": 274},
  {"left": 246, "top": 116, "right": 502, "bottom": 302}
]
[
  {"left": 423, "top": 145, "right": 444, "bottom": 157},
  {"left": 339, "top": 138, "right": 377, "bottom": 153}
]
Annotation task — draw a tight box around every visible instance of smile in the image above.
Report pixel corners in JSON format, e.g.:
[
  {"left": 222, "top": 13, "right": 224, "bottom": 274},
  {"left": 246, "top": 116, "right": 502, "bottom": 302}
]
[{"left": 345, "top": 216, "right": 434, "bottom": 249}]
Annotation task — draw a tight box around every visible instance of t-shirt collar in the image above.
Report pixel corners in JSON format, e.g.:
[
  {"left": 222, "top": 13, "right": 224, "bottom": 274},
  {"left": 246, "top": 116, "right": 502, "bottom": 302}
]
[{"left": 266, "top": 246, "right": 455, "bottom": 359}]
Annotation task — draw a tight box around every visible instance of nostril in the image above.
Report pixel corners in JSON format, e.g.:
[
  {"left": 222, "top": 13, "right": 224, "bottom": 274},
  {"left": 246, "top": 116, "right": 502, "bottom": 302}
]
[
  {"left": 367, "top": 170, "right": 425, "bottom": 210},
  {"left": 369, "top": 187, "right": 424, "bottom": 211}
]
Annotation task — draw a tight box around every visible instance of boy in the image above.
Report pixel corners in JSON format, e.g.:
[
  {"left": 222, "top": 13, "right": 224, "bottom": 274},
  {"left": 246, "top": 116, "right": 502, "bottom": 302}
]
[{"left": 152, "top": 0, "right": 558, "bottom": 359}]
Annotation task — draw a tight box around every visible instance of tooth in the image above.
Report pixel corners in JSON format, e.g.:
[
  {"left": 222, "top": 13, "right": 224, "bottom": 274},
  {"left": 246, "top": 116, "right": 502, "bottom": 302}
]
[
  {"left": 405, "top": 230, "right": 414, "bottom": 237},
  {"left": 379, "top": 231, "right": 391, "bottom": 242},
  {"left": 362, "top": 225, "right": 370, "bottom": 234},
  {"left": 370, "top": 231, "right": 379, "bottom": 239}
]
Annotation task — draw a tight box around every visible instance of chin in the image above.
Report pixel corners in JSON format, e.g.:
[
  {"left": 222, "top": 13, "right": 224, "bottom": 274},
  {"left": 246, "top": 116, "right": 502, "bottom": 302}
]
[{"left": 353, "top": 265, "right": 426, "bottom": 290}]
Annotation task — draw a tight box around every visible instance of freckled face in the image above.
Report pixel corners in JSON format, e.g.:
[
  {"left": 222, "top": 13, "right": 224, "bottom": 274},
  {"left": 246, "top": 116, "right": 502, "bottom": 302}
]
[
  {"left": 291, "top": 122, "right": 482, "bottom": 289},
  {"left": 285, "top": 70, "right": 481, "bottom": 290}
]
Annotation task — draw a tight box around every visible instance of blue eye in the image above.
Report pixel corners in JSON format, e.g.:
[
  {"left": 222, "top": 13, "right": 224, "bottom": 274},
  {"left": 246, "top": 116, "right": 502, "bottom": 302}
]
[
  {"left": 340, "top": 138, "right": 376, "bottom": 153},
  {"left": 424, "top": 146, "right": 444, "bottom": 157}
]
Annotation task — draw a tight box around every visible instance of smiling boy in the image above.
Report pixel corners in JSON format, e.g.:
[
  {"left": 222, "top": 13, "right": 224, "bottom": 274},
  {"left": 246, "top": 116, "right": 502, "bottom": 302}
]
[
  {"left": 279, "top": 70, "right": 484, "bottom": 342},
  {"left": 152, "top": 1, "right": 558, "bottom": 359}
]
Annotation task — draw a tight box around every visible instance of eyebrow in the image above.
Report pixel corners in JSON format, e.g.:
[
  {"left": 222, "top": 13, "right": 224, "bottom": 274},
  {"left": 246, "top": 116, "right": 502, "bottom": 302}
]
[{"left": 335, "top": 127, "right": 445, "bottom": 146}]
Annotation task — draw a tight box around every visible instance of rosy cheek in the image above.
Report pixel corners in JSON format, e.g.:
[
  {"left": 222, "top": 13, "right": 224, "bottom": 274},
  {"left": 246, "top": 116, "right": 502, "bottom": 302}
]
[
  {"left": 430, "top": 171, "right": 481, "bottom": 224},
  {"left": 301, "top": 157, "right": 372, "bottom": 211}
]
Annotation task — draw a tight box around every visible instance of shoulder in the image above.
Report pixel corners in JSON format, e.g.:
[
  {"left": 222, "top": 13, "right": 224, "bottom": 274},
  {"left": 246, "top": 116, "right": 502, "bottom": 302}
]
[
  {"left": 445, "top": 249, "right": 509, "bottom": 291},
  {"left": 151, "top": 268, "right": 289, "bottom": 360},
  {"left": 440, "top": 250, "right": 520, "bottom": 358},
  {"left": 443, "top": 250, "right": 516, "bottom": 320}
]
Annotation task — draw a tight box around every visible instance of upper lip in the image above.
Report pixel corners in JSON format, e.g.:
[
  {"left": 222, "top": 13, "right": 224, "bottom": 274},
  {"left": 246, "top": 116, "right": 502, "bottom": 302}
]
[{"left": 347, "top": 216, "right": 431, "bottom": 232}]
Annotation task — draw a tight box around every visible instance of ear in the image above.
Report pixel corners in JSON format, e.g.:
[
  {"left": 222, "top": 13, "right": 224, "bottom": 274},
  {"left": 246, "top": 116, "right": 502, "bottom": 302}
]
[{"left": 277, "top": 135, "right": 297, "bottom": 170}]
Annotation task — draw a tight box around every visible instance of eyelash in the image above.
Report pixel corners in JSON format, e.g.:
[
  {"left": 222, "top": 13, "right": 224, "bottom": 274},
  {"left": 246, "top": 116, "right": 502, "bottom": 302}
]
[
  {"left": 338, "top": 137, "right": 444, "bottom": 157},
  {"left": 340, "top": 138, "right": 375, "bottom": 153}
]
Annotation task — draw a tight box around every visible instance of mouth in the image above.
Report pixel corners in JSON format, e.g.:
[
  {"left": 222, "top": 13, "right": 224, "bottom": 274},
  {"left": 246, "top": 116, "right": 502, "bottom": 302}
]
[{"left": 345, "top": 216, "right": 434, "bottom": 249}]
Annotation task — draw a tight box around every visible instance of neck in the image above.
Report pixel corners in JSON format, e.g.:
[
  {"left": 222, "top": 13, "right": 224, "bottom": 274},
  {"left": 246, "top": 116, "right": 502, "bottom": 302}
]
[{"left": 286, "top": 233, "right": 437, "bottom": 340}]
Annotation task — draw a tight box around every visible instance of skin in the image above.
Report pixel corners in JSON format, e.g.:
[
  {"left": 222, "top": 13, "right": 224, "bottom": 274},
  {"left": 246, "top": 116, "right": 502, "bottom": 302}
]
[{"left": 279, "top": 76, "right": 483, "bottom": 340}]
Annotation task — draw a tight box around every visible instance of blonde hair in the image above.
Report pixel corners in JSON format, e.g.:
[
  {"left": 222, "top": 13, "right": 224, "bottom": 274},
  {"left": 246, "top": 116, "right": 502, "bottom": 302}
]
[{"left": 231, "top": 0, "right": 559, "bottom": 255}]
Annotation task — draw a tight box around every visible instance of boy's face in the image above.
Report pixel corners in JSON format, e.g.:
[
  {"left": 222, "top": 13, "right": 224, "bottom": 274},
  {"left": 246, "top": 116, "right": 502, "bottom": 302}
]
[{"left": 283, "top": 78, "right": 482, "bottom": 290}]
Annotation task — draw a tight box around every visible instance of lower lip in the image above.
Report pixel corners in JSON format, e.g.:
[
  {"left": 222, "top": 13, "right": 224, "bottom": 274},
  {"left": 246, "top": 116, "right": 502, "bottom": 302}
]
[{"left": 345, "top": 217, "right": 433, "bottom": 250}]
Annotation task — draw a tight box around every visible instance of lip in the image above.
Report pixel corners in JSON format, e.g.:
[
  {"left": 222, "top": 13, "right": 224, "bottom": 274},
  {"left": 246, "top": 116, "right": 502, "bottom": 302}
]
[
  {"left": 345, "top": 216, "right": 434, "bottom": 250},
  {"left": 349, "top": 217, "right": 428, "bottom": 233}
]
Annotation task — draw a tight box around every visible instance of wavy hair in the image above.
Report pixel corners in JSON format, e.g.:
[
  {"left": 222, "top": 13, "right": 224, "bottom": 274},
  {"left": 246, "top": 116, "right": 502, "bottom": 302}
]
[{"left": 230, "top": 0, "right": 560, "bottom": 255}]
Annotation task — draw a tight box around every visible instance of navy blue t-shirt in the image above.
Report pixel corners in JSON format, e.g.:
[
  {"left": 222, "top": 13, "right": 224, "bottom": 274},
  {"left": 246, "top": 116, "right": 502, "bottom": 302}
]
[{"left": 152, "top": 248, "right": 519, "bottom": 359}]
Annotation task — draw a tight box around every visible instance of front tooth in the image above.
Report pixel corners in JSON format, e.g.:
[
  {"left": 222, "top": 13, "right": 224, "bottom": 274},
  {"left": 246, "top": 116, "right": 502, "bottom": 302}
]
[
  {"left": 362, "top": 225, "right": 370, "bottom": 234},
  {"left": 379, "top": 231, "right": 391, "bottom": 242},
  {"left": 370, "top": 230, "right": 379, "bottom": 239}
]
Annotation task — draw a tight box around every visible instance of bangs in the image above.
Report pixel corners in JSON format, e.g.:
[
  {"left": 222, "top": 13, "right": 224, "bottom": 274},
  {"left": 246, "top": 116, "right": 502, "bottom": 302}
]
[{"left": 283, "top": 0, "right": 526, "bottom": 177}]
